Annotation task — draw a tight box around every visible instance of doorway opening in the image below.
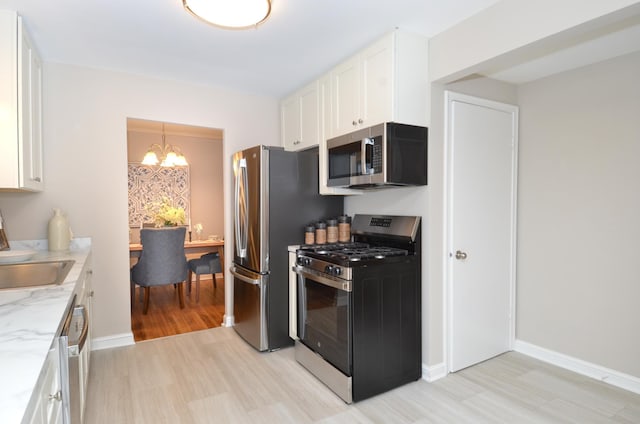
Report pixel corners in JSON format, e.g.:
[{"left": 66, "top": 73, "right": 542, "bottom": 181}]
[{"left": 126, "top": 118, "right": 225, "bottom": 342}]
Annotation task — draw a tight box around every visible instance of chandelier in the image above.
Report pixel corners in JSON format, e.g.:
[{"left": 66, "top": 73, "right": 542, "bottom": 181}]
[
  {"left": 182, "top": 0, "right": 272, "bottom": 30},
  {"left": 141, "top": 123, "right": 188, "bottom": 167}
]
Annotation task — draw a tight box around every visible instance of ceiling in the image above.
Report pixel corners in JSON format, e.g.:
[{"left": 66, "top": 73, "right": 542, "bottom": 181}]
[
  {"left": 0, "top": 0, "right": 501, "bottom": 97},
  {"left": 2, "top": 1, "right": 639, "bottom": 98}
]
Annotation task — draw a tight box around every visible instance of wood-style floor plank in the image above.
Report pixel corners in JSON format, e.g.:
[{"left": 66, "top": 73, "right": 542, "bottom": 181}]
[
  {"left": 85, "top": 327, "right": 640, "bottom": 423},
  {"left": 131, "top": 276, "right": 225, "bottom": 341}
]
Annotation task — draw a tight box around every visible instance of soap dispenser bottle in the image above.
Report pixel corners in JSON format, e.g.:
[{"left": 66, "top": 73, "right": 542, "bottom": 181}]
[{"left": 48, "top": 208, "right": 71, "bottom": 251}]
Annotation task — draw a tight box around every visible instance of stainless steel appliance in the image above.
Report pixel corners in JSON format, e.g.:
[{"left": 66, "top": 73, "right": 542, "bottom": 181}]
[
  {"left": 231, "top": 145, "right": 343, "bottom": 351},
  {"left": 293, "top": 214, "right": 421, "bottom": 403},
  {"left": 326, "top": 122, "right": 428, "bottom": 189},
  {"left": 59, "top": 294, "right": 90, "bottom": 423}
]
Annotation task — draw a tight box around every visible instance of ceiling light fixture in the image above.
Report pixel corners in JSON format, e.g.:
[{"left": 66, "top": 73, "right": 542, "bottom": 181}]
[
  {"left": 141, "top": 123, "right": 188, "bottom": 167},
  {"left": 182, "top": 0, "right": 271, "bottom": 30}
]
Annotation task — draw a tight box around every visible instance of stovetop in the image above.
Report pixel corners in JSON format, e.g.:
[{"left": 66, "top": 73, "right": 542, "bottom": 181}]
[{"left": 297, "top": 242, "right": 410, "bottom": 268}]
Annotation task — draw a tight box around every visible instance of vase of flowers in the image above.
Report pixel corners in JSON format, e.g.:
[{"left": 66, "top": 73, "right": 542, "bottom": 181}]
[{"left": 145, "top": 196, "right": 186, "bottom": 227}]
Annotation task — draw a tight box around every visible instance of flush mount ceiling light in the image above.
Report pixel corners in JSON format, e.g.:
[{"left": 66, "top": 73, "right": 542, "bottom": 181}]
[
  {"left": 183, "top": 0, "right": 272, "bottom": 30},
  {"left": 141, "top": 123, "right": 188, "bottom": 167}
]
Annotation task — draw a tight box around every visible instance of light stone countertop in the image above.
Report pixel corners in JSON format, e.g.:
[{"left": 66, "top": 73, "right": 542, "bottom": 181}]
[{"left": 0, "top": 238, "right": 91, "bottom": 424}]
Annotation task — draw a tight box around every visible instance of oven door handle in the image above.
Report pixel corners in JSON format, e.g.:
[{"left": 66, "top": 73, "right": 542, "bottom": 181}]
[{"left": 292, "top": 266, "right": 352, "bottom": 292}]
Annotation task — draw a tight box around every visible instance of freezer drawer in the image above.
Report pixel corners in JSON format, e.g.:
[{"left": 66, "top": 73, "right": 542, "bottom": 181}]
[{"left": 231, "top": 265, "right": 268, "bottom": 351}]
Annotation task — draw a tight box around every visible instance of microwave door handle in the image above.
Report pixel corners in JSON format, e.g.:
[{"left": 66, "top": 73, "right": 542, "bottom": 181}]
[{"left": 362, "top": 137, "right": 374, "bottom": 175}]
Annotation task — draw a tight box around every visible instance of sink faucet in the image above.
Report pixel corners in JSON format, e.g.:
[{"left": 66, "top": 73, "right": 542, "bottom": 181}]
[{"left": 0, "top": 210, "right": 9, "bottom": 251}]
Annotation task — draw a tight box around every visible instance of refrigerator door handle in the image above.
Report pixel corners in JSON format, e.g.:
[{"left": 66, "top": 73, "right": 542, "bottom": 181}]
[
  {"left": 235, "top": 158, "right": 248, "bottom": 258},
  {"left": 230, "top": 267, "right": 261, "bottom": 285}
]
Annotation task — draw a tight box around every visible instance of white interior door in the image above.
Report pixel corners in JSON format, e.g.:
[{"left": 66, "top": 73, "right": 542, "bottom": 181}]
[{"left": 446, "top": 91, "right": 518, "bottom": 372}]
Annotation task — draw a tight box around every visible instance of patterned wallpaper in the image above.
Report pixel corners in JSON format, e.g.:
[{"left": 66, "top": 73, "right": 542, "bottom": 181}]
[{"left": 128, "top": 164, "right": 191, "bottom": 227}]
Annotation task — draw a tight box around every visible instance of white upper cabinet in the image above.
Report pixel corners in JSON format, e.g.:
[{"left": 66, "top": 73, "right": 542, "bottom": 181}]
[
  {"left": 329, "top": 30, "right": 429, "bottom": 139},
  {"left": 318, "top": 73, "right": 359, "bottom": 195},
  {"left": 0, "top": 11, "right": 44, "bottom": 191},
  {"left": 281, "top": 80, "right": 320, "bottom": 151}
]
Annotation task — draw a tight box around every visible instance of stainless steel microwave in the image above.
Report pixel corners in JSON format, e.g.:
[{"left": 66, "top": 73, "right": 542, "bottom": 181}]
[{"left": 326, "top": 122, "right": 428, "bottom": 189}]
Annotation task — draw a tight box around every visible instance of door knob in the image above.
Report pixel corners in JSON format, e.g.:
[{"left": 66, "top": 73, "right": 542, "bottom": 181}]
[{"left": 455, "top": 250, "right": 467, "bottom": 260}]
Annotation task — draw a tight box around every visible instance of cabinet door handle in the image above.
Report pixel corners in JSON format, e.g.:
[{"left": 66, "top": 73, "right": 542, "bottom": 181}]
[
  {"left": 49, "top": 390, "right": 62, "bottom": 402},
  {"left": 33, "top": 177, "right": 41, "bottom": 182},
  {"left": 294, "top": 140, "right": 300, "bottom": 145},
  {"left": 358, "top": 118, "right": 363, "bottom": 124},
  {"left": 352, "top": 120, "right": 358, "bottom": 126}
]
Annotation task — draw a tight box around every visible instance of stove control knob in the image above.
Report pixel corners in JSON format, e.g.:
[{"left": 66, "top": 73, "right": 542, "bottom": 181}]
[
  {"left": 325, "top": 265, "right": 333, "bottom": 274},
  {"left": 333, "top": 267, "right": 342, "bottom": 276}
]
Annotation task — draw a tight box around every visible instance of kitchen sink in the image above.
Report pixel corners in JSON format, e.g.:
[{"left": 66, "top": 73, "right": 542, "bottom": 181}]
[{"left": 0, "top": 260, "right": 75, "bottom": 289}]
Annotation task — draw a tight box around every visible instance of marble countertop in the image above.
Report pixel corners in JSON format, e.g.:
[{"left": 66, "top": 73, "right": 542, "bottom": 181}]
[{"left": 0, "top": 238, "right": 91, "bottom": 424}]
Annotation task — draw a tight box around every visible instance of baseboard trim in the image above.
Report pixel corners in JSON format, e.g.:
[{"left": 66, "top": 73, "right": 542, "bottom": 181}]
[
  {"left": 222, "top": 314, "right": 234, "bottom": 327},
  {"left": 422, "top": 361, "right": 447, "bottom": 382},
  {"left": 515, "top": 340, "right": 640, "bottom": 395},
  {"left": 91, "top": 332, "right": 135, "bottom": 351}
]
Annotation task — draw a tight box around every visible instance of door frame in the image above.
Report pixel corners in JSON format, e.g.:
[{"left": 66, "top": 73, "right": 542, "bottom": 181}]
[{"left": 443, "top": 90, "right": 519, "bottom": 372}]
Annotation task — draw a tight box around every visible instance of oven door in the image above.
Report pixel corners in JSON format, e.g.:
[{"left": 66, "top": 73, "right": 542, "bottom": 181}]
[{"left": 295, "top": 266, "right": 352, "bottom": 376}]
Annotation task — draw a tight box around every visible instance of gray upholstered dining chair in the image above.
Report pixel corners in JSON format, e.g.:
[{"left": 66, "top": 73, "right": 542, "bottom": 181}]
[
  {"left": 187, "top": 252, "right": 222, "bottom": 302},
  {"left": 130, "top": 226, "right": 188, "bottom": 314}
]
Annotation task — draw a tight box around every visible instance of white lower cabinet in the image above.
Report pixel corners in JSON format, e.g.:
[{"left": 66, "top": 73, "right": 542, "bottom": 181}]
[
  {"left": 25, "top": 257, "right": 92, "bottom": 424},
  {"left": 28, "top": 344, "right": 63, "bottom": 424}
]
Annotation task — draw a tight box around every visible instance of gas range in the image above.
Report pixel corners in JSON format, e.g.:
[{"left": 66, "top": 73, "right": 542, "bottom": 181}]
[{"left": 292, "top": 214, "right": 422, "bottom": 404}]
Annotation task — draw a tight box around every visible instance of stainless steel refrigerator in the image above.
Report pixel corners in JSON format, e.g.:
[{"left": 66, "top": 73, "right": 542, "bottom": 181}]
[{"left": 231, "top": 145, "right": 343, "bottom": 351}]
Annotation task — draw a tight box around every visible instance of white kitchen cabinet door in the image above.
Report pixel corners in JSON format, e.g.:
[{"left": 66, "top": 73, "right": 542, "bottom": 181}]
[
  {"left": 27, "top": 345, "right": 63, "bottom": 424},
  {"left": 330, "top": 56, "right": 360, "bottom": 137},
  {"left": 281, "top": 81, "right": 320, "bottom": 151},
  {"left": 281, "top": 94, "right": 300, "bottom": 150},
  {"left": 359, "top": 34, "right": 393, "bottom": 128},
  {"left": 0, "top": 12, "right": 44, "bottom": 192},
  {"left": 18, "top": 20, "right": 44, "bottom": 191},
  {"left": 298, "top": 82, "right": 320, "bottom": 150},
  {"left": 318, "top": 74, "right": 360, "bottom": 195},
  {"left": 328, "top": 30, "right": 428, "bottom": 139}
]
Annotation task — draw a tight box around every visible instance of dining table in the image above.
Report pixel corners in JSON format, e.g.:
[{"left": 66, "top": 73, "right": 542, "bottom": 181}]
[{"left": 129, "top": 239, "right": 225, "bottom": 268}]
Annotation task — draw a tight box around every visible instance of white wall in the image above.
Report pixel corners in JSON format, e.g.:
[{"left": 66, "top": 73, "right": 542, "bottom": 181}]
[
  {"left": 517, "top": 52, "right": 640, "bottom": 377},
  {"left": 127, "top": 130, "right": 225, "bottom": 242},
  {"left": 0, "top": 63, "right": 279, "bottom": 341}
]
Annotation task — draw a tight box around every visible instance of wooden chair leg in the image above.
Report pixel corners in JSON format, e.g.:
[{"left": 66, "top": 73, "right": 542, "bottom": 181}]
[
  {"left": 187, "top": 269, "right": 193, "bottom": 296},
  {"left": 212, "top": 273, "right": 217, "bottom": 289},
  {"left": 177, "top": 282, "right": 185, "bottom": 308},
  {"left": 143, "top": 287, "right": 150, "bottom": 315},
  {"left": 195, "top": 274, "right": 201, "bottom": 303}
]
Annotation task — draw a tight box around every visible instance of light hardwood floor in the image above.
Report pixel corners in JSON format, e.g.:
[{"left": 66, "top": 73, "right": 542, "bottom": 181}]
[{"left": 85, "top": 327, "right": 640, "bottom": 423}]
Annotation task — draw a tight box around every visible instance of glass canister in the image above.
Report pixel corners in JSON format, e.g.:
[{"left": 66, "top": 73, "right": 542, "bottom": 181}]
[
  {"left": 338, "top": 215, "right": 351, "bottom": 243},
  {"left": 326, "top": 219, "right": 338, "bottom": 244},
  {"left": 315, "top": 221, "right": 327, "bottom": 245},
  {"left": 304, "top": 225, "right": 315, "bottom": 245}
]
